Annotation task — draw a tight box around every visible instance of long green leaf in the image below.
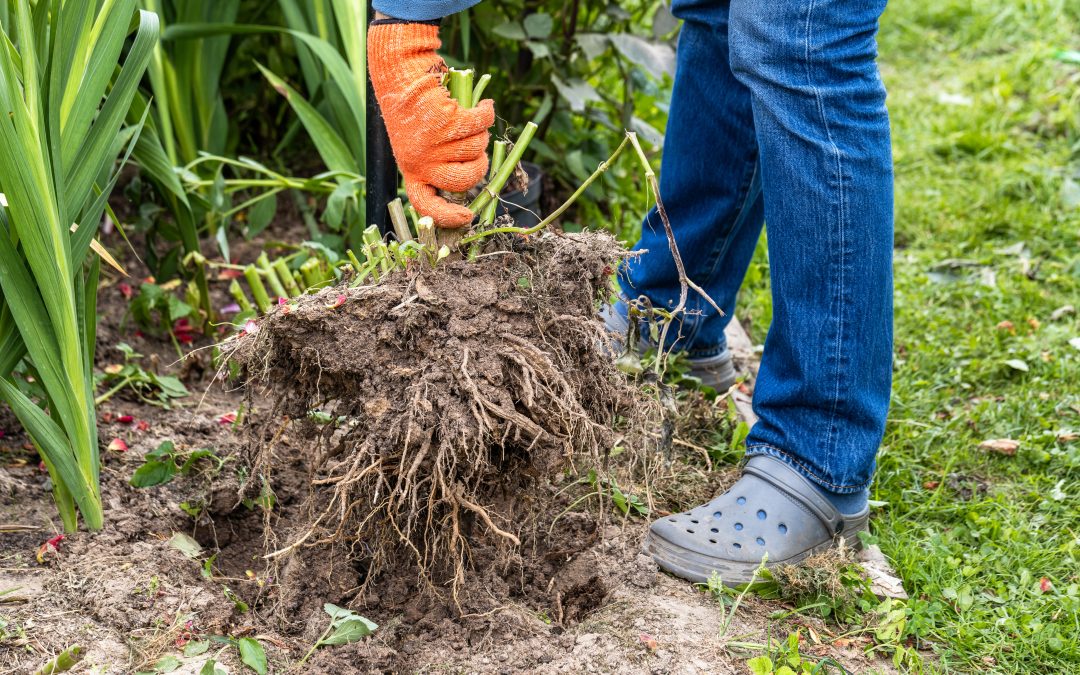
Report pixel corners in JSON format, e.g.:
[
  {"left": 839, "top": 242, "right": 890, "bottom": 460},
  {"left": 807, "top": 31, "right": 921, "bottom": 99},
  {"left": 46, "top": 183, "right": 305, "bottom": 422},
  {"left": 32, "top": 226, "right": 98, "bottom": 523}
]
[{"left": 255, "top": 61, "right": 356, "bottom": 173}]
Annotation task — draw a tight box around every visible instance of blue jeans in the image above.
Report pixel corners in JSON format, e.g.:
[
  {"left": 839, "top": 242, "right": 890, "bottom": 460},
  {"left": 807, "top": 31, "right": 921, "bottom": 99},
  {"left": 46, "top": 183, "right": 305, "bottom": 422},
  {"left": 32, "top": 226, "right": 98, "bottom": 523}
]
[{"left": 621, "top": 0, "right": 894, "bottom": 493}]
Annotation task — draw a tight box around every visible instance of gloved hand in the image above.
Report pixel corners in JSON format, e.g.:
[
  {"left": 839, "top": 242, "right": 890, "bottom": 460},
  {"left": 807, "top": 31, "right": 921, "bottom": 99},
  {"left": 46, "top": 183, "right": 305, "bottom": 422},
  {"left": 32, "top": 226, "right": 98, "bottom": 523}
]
[{"left": 368, "top": 20, "right": 495, "bottom": 227}]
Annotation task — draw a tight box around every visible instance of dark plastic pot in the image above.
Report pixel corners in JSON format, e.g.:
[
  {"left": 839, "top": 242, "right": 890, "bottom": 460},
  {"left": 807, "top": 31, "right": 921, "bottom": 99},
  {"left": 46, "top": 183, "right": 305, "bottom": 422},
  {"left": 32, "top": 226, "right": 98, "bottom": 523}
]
[{"left": 496, "top": 161, "right": 543, "bottom": 228}]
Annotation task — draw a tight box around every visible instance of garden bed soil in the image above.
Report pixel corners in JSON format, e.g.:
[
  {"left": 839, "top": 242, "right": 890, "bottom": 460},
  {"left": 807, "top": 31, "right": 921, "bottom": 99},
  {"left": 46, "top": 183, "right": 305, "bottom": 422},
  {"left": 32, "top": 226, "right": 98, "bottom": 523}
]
[{"left": 0, "top": 221, "right": 897, "bottom": 674}]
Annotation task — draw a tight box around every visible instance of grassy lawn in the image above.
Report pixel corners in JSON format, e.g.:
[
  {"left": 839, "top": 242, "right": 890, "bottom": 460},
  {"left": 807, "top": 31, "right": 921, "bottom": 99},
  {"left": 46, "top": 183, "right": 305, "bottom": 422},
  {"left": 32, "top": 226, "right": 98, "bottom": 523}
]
[{"left": 735, "top": 0, "right": 1080, "bottom": 671}]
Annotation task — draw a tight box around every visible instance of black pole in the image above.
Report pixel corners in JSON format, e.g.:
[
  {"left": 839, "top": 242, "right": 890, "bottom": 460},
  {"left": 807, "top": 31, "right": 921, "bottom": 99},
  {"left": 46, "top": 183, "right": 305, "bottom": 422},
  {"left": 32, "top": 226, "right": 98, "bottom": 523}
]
[{"left": 365, "top": 5, "right": 398, "bottom": 237}]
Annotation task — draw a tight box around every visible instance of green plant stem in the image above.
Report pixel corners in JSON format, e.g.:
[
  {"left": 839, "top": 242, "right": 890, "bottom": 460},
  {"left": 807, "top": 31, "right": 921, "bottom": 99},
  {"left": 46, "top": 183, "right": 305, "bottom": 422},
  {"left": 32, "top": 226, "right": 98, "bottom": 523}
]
[
  {"left": 446, "top": 68, "right": 474, "bottom": 106},
  {"left": 481, "top": 141, "right": 507, "bottom": 226},
  {"left": 244, "top": 265, "right": 271, "bottom": 313},
  {"left": 471, "top": 73, "right": 491, "bottom": 106},
  {"left": 229, "top": 280, "right": 253, "bottom": 312},
  {"left": 256, "top": 253, "right": 288, "bottom": 299},
  {"left": 468, "top": 122, "right": 539, "bottom": 215},
  {"left": 95, "top": 376, "right": 135, "bottom": 406},
  {"left": 461, "top": 131, "right": 627, "bottom": 245},
  {"left": 387, "top": 198, "right": 413, "bottom": 242},
  {"left": 271, "top": 258, "right": 301, "bottom": 297}
]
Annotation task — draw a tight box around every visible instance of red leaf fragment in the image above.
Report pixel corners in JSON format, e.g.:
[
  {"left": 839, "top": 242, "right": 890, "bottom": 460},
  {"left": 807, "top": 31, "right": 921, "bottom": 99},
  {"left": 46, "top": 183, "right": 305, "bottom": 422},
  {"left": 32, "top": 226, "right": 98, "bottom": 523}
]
[
  {"left": 37, "top": 534, "right": 64, "bottom": 563},
  {"left": 107, "top": 438, "right": 129, "bottom": 452},
  {"left": 325, "top": 294, "right": 347, "bottom": 310},
  {"left": 219, "top": 412, "right": 237, "bottom": 425},
  {"left": 173, "top": 318, "right": 197, "bottom": 345},
  {"left": 217, "top": 268, "right": 245, "bottom": 280},
  {"left": 638, "top": 633, "right": 658, "bottom": 652},
  {"left": 136, "top": 420, "right": 151, "bottom": 432},
  {"left": 242, "top": 320, "right": 259, "bottom": 336},
  {"left": 118, "top": 282, "right": 133, "bottom": 299},
  {"left": 1040, "top": 577, "right": 1053, "bottom": 593},
  {"left": 117, "top": 415, "right": 135, "bottom": 425}
]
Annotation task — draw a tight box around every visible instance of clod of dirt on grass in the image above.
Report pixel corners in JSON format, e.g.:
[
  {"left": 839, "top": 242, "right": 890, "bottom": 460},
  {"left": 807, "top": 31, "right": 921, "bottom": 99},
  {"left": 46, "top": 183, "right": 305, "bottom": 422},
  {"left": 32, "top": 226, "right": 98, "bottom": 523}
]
[{"left": 225, "top": 230, "right": 650, "bottom": 608}]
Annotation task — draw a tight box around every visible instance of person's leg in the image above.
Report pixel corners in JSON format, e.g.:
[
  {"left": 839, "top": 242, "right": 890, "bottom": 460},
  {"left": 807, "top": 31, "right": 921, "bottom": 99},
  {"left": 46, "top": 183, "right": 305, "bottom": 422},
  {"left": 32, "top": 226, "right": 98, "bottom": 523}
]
[
  {"left": 727, "top": 0, "right": 894, "bottom": 497},
  {"left": 619, "top": 0, "right": 765, "bottom": 360},
  {"left": 643, "top": 0, "right": 893, "bottom": 585}
]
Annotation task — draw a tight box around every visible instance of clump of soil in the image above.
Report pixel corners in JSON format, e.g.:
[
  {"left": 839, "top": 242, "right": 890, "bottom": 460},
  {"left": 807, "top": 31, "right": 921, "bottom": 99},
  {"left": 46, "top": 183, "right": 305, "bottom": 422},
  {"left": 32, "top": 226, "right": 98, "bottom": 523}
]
[{"left": 228, "top": 230, "right": 649, "bottom": 606}]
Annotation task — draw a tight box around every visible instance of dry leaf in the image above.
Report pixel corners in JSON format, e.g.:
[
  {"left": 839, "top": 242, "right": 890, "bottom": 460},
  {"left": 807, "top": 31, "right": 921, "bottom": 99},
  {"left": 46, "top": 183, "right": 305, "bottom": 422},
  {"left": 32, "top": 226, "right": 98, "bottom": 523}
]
[{"left": 978, "top": 438, "right": 1020, "bottom": 455}]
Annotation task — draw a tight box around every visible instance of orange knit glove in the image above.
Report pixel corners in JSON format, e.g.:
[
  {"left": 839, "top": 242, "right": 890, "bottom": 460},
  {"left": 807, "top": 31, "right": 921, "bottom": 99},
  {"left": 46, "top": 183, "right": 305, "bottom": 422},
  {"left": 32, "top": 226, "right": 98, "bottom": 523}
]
[{"left": 368, "top": 21, "right": 495, "bottom": 228}]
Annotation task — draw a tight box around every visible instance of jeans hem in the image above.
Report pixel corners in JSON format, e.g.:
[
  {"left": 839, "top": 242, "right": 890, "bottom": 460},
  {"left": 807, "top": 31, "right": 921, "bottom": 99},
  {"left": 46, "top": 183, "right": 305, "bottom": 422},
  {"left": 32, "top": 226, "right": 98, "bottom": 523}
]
[{"left": 744, "top": 444, "right": 871, "bottom": 493}]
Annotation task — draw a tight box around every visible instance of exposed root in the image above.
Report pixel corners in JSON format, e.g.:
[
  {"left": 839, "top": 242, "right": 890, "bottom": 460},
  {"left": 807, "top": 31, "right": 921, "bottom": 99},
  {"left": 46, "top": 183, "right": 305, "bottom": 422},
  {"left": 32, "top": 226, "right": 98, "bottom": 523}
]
[{"left": 226, "top": 231, "right": 647, "bottom": 609}]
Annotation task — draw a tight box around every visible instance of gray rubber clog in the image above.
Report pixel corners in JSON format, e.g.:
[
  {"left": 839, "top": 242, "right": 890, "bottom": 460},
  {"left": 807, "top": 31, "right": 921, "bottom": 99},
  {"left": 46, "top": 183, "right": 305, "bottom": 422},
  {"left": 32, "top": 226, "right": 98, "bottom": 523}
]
[
  {"left": 644, "top": 455, "right": 868, "bottom": 586},
  {"left": 600, "top": 302, "right": 737, "bottom": 392}
]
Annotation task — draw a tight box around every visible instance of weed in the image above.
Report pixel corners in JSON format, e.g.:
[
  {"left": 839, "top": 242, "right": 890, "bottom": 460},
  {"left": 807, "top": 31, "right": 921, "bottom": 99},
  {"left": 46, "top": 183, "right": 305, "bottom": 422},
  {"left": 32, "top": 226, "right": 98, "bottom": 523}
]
[
  {"left": 745, "top": 631, "right": 847, "bottom": 675},
  {"left": 704, "top": 554, "right": 769, "bottom": 641},
  {"left": 298, "top": 603, "right": 378, "bottom": 666},
  {"left": 129, "top": 441, "right": 225, "bottom": 488},
  {"left": 96, "top": 343, "right": 189, "bottom": 408}
]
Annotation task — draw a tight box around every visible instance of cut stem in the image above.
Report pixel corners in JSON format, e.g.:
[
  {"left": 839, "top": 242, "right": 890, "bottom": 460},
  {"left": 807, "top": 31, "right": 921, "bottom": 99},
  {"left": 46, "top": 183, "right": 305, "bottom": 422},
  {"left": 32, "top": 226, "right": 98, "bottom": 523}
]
[
  {"left": 243, "top": 265, "right": 271, "bottom": 313},
  {"left": 257, "top": 253, "right": 287, "bottom": 299},
  {"left": 445, "top": 68, "right": 474, "bottom": 106},
  {"left": 387, "top": 198, "right": 413, "bottom": 242},
  {"left": 229, "top": 279, "right": 253, "bottom": 312},
  {"left": 272, "top": 258, "right": 301, "bottom": 298},
  {"left": 471, "top": 73, "right": 491, "bottom": 107}
]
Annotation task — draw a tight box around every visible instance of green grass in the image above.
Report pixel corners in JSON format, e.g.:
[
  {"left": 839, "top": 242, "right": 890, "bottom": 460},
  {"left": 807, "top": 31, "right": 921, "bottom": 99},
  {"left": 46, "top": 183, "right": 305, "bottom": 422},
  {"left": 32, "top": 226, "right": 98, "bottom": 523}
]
[{"left": 737, "top": 0, "right": 1080, "bottom": 670}]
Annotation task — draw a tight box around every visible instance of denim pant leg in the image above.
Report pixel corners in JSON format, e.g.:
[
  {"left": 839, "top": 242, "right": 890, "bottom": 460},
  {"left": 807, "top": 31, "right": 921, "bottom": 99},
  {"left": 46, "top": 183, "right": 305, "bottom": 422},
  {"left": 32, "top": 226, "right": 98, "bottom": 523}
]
[
  {"left": 621, "top": 0, "right": 765, "bottom": 358},
  {"left": 729, "top": 0, "right": 894, "bottom": 492}
]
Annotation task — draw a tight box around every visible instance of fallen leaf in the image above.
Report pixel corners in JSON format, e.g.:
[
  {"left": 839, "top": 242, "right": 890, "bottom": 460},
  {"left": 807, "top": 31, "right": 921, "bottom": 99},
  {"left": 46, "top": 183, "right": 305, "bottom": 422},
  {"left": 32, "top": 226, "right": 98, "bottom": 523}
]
[
  {"left": 923, "top": 480, "right": 940, "bottom": 490},
  {"left": 638, "top": 632, "right": 658, "bottom": 652},
  {"left": 218, "top": 412, "right": 237, "bottom": 425},
  {"left": 1003, "top": 359, "right": 1029, "bottom": 372},
  {"left": 1039, "top": 577, "right": 1053, "bottom": 593},
  {"left": 136, "top": 420, "right": 151, "bottom": 432},
  {"left": 107, "top": 438, "right": 129, "bottom": 452},
  {"left": 1027, "top": 317, "right": 1040, "bottom": 331},
  {"left": 1057, "top": 432, "right": 1078, "bottom": 442},
  {"left": 104, "top": 364, "right": 124, "bottom": 375},
  {"left": 1049, "top": 305, "right": 1075, "bottom": 321},
  {"left": 118, "top": 282, "right": 133, "bottom": 299},
  {"left": 978, "top": 438, "right": 1020, "bottom": 456},
  {"left": 117, "top": 415, "right": 135, "bottom": 424},
  {"left": 996, "top": 320, "right": 1015, "bottom": 332},
  {"left": 217, "top": 269, "right": 245, "bottom": 280}
]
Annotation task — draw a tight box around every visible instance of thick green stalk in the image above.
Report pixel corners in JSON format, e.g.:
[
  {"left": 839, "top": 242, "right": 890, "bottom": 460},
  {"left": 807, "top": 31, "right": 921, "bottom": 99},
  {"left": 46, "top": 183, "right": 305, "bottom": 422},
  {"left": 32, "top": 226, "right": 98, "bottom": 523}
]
[
  {"left": 480, "top": 141, "right": 507, "bottom": 226},
  {"left": 229, "top": 280, "right": 253, "bottom": 313},
  {"left": 244, "top": 265, "right": 272, "bottom": 313},
  {"left": 272, "top": 258, "right": 301, "bottom": 297},
  {"left": 257, "top": 252, "right": 288, "bottom": 299},
  {"left": 446, "top": 68, "right": 474, "bottom": 107}
]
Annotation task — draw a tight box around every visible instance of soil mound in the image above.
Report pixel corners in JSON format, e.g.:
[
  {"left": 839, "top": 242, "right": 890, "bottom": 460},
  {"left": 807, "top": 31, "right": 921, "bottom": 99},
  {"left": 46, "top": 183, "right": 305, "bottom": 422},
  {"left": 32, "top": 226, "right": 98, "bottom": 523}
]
[{"left": 229, "top": 231, "right": 647, "bottom": 606}]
